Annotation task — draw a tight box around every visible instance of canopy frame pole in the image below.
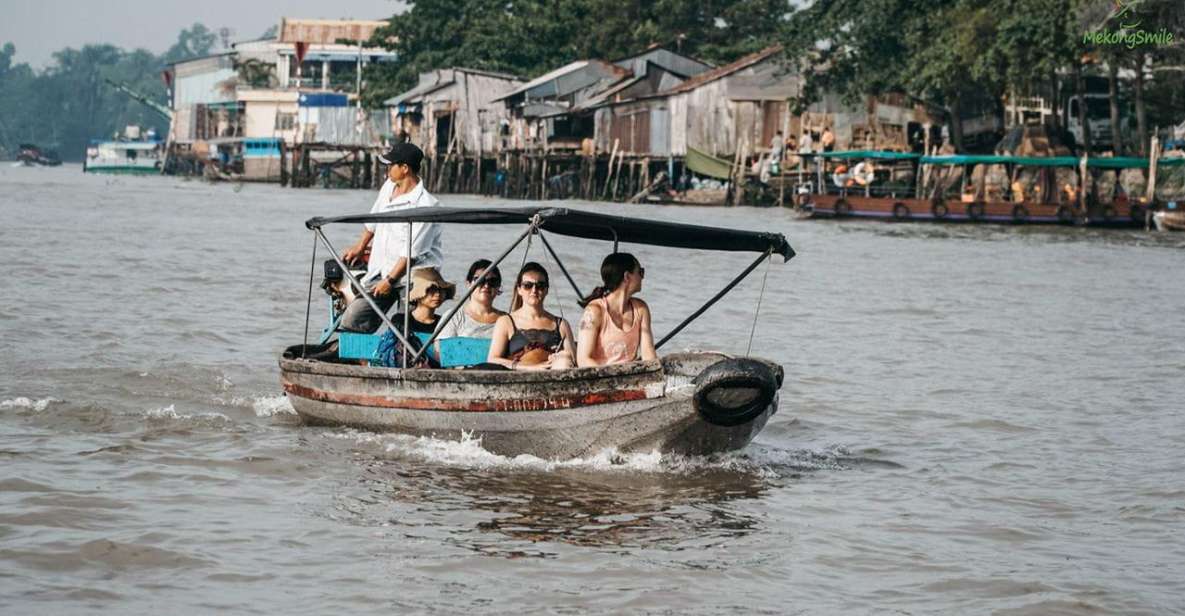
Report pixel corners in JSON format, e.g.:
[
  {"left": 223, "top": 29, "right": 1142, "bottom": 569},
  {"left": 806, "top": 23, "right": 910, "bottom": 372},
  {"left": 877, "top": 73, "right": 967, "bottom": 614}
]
[
  {"left": 403, "top": 222, "right": 412, "bottom": 367},
  {"left": 538, "top": 231, "right": 585, "bottom": 302},
  {"left": 656, "top": 247, "right": 773, "bottom": 350},
  {"left": 302, "top": 231, "right": 318, "bottom": 357},
  {"left": 410, "top": 217, "right": 541, "bottom": 363},
  {"left": 314, "top": 228, "right": 417, "bottom": 356}
]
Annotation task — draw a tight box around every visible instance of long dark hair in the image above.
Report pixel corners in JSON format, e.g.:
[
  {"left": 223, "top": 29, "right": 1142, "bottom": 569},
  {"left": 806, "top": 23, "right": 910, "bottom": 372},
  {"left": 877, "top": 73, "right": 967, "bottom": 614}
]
[
  {"left": 510, "top": 262, "right": 549, "bottom": 311},
  {"left": 579, "top": 252, "right": 640, "bottom": 307}
]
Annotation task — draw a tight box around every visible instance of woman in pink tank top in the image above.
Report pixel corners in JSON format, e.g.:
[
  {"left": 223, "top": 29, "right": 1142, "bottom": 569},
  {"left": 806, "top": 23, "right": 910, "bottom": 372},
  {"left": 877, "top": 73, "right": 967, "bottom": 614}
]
[{"left": 576, "top": 253, "right": 658, "bottom": 368}]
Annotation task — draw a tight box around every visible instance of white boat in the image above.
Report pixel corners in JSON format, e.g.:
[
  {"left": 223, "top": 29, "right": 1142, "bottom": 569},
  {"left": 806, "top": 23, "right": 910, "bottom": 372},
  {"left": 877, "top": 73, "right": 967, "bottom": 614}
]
[
  {"left": 84, "top": 126, "right": 163, "bottom": 175},
  {"left": 279, "top": 207, "right": 795, "bottom": 459}
]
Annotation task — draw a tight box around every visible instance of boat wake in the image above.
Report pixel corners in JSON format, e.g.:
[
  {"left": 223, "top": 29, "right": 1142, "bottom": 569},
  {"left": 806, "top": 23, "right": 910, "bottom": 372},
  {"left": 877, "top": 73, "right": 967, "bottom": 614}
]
[
  {"left": 0, "top": 397, "right": 57, "bottom": 412},
  {"left": 211, "top": 393, "right": 296, "bottom": 417},
  {"left": 320, "top": 428, "right": 891, "bottom": 478}
]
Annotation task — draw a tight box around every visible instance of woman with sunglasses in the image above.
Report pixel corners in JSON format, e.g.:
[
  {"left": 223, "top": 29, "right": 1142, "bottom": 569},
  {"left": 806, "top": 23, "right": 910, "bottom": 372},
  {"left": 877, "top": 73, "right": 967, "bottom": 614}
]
[
  {"left": 436, "top": 259, "right": 506, "bottom": 340},
  {"left": 487, "top": 262, "right": 575, "bottom": 370},
  {"left": 576, "top": 253, "right": 657, "bottom": 368}
]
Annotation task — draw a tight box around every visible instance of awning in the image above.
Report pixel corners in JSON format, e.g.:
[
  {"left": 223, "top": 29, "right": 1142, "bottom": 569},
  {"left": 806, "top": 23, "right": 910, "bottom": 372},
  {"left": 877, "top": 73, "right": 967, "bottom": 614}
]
[
  {"left": 307, "top": 206, "right": 794, "bottom": 261},
  {"left": 921, "top": 155, "right": 1079, "bottom": 167},
  {"left": 1086, "top": 156, "right": 1185, "bottom": 169},
  {"left": 686, "top": 146, "right": 734, "bottom": 180},
  {"left": 819, "top": 150, "right": 920, "bottom": 161}
]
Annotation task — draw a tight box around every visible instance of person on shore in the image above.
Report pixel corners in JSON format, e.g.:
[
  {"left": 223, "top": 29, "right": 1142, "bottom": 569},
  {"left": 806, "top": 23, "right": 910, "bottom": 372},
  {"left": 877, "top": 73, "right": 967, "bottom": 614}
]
[
  {"left": 339, "top": 143, "right": 443, "bottom": 333},
  {"left": 576, "top": 253, "right": 657, "bottom": 368},
  {"left": 436, "top": 259, "right": 505, "bottom": 340},
  {"left": 798, "top": 130, "right": 814, "bottom": 155},
  {"left": 486, "top": 263, "right": 575, "bottom": 371},
  {"left": 820, "top": 127, "right": 835, "bottom": 152}
]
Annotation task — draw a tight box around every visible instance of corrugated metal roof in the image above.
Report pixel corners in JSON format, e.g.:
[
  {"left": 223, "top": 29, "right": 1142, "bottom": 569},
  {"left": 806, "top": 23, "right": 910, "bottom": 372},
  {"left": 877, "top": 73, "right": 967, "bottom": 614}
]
[
  {"left": 659, "top": 45, "right": 783, "bottom": 96},
  {"left": 494, "top": 61, "right": 591, "bottom": 101},
  {"left": 383, "top": 77, "right": 455, "bottom": 107}
]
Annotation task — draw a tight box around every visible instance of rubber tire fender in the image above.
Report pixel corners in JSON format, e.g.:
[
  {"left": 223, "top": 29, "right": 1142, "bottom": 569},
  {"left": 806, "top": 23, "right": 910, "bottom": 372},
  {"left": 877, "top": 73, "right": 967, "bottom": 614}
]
[
  {"left": 834, "top": 198, "right": 852, "bottom": 217},
  {"left": 892, "top": 203, "right": 911, "bottom": 220},
  {"left": 693, "top": 358, "right": 780, "bottom": 427},
  {"left": 1129, "top": 204, "right": 1144, "bottom": 222},
  {"left": 1102, "top": 205, "right": 1117, "bottom": 222},
  {"left": 932, "top": 202, "right": 950, "bottom": 219},
  {"left": 966, "top": 202, "right": 985, "bottom": 220},
  {"left": 1056, "top": 206, "right": 1075, "bottom": 224},
  {"left": 1012, "top": 204, "right": 1030, "bottom": 223}
]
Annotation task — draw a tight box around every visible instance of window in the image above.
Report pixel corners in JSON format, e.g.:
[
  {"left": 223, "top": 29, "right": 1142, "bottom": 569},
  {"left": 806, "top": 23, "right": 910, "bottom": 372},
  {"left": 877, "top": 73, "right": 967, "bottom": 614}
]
[{"left": 275, "top": 112, "right": 296, "bottom": 131}]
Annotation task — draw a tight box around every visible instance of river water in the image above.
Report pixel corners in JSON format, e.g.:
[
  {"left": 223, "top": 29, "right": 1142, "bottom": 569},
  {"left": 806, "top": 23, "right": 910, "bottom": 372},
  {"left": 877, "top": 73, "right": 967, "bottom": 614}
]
[{"left": 1, "top": 164, "right": 1182, "bottom": 614}]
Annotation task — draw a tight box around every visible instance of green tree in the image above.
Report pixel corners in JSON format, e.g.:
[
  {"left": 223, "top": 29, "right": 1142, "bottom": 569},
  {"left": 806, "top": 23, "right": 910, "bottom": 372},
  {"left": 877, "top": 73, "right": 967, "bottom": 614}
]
[
  {"left": 162, "top": 22, "right": 219, "bottom": 64},
  {"left": 361, "top": 0, "right": 791, "bottom": 107}
]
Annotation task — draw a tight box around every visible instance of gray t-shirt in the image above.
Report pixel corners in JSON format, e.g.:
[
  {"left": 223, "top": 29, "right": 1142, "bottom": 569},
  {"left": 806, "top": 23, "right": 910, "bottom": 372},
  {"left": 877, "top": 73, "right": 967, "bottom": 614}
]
[{"left": 436, "top": 307, "right": 500, "bottom": 339}]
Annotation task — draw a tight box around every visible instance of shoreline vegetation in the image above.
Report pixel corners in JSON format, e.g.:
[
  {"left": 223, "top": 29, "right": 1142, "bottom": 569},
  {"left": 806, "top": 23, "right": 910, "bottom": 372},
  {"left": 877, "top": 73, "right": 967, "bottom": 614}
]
[{"left": 1, "top": 1, "right": 1182, "bottom": 167}]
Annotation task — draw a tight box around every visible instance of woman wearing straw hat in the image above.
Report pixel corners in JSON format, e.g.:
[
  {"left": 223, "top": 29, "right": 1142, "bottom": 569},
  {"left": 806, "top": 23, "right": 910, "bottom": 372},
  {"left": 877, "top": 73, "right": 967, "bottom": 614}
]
[{"left": 392, "top": 267, "right": 456, "bottom": 336}]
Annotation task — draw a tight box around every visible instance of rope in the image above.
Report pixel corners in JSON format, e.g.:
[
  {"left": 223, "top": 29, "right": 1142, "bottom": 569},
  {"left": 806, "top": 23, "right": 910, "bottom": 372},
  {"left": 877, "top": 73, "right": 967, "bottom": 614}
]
[
  {"left": 537, "top": 232, "right": 566, "bottom": 322},
  {"left": 745, "top": 254, "right": 772, "bottom": 356},
  {"left": 510, "top": 230, "right": 534, "bottom": 312}
]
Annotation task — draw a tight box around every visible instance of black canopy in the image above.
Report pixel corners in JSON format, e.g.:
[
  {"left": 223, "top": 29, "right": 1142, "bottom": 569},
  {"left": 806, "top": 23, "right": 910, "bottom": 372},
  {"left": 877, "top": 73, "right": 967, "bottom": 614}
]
[{"left": 306, "top": 206, "right": 794, "bottom": 261}]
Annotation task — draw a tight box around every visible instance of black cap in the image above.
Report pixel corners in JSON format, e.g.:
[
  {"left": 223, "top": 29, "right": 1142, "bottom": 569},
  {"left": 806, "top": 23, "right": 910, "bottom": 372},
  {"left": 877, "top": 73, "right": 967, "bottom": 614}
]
[{"left": 378, "top": 142, "right": 424, "bottom": 167}]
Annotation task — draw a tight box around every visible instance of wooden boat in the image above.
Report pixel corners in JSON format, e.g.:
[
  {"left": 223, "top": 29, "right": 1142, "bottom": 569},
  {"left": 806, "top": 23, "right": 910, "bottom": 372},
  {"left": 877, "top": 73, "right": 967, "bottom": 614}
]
[
  {"left": 279, "top": 206, "right": 795, "bottom": 459},
  {"left": 1152, "top": 208, "right": 1185, "bottom": 231},
  {"left": 795, "top": 152, "right": 1180, "bottom": 228}
]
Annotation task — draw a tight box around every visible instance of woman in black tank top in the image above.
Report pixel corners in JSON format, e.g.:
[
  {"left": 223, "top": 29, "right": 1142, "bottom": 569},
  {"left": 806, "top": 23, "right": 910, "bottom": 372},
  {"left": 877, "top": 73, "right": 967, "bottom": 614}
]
[{"left": 486, "top": 262, "right": 575, "bottom": 370}]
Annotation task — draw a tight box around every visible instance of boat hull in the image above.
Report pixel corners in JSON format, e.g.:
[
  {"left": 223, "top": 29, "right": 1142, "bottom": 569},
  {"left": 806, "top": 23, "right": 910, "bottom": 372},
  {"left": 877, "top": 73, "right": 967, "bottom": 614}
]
[
  {"left": 803, "top": 194, "right": 1143, "bottom": 227},
  {"left": 278, "top": 350, "right": 781, "bottom": 459},
  {"left": 1153, "top": 210, "right": 1185, "bottom": 231}
]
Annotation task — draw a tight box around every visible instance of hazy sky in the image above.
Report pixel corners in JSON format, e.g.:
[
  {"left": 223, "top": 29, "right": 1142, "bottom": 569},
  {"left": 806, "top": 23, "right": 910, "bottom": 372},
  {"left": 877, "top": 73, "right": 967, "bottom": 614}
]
[{"left": 1, "top": 0, "right": 408, "bottom": 68}]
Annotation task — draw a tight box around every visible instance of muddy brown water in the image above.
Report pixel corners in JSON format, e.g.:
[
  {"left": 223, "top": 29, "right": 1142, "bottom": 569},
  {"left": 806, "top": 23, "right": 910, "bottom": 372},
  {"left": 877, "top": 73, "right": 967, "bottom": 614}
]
[{"left": 1, "top": 165, "right": 1183, "bottom": 614}]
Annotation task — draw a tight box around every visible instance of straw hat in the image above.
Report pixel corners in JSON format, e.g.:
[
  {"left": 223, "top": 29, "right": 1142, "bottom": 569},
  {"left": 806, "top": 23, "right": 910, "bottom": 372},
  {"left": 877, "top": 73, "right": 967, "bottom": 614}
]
[{"left": 408, "top": 267, "right": 456, "bottom": 302}]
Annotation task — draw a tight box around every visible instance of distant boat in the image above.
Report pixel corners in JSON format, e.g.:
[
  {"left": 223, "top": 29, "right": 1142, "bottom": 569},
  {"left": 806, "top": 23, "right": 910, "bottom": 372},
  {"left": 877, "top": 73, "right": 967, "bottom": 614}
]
[
  {"left": 1152, "top": 204, "right": 1184, "bottom": 231},
  {"left": 84, "top": 126, "right": 163, "bottom": 176},
  {"left": 16, "top": 143, "right": 62, "bottom": 167}
]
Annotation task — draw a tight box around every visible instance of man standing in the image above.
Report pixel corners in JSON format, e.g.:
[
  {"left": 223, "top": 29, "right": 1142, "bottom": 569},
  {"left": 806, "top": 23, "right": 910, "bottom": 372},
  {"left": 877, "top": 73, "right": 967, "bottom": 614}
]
[
  {"left": 820, "top": 126, "right": 835, "bottom": 153},
  {"left": 339, "top": 142, "right": 443, "bottom": 333},
  {"left": 798, "top": 129, "right": 814, "bottom": 154}
]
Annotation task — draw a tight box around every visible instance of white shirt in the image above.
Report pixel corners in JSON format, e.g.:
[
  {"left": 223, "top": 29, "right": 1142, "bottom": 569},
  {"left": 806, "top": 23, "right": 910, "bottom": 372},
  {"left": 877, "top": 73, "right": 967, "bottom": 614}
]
[
  {"left": 364, "top": 179, "right": 443, "bottom": 283},
  {"left": 798, "top": 134, "right": 814, "bottom": 154}
]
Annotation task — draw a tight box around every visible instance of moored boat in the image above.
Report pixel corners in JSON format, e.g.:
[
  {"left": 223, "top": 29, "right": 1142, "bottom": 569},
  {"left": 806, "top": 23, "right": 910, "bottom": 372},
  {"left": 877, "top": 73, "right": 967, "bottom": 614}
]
[
  {"left": 84, "top": 126, "right": 163, "bottom": 175},
  {"left": 279, "top": 206, "right": 795, "bottom": 458},
  {"left": 795, "top": 151, "right": 1182, "bottom": 228},
  {"left": 1152, "top": 207, "right": 1185, "bottom": 231}
]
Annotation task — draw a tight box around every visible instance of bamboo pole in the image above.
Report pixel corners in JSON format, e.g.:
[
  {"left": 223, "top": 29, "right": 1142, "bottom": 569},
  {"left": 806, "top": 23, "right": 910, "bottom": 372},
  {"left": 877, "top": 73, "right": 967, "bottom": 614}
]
[{"left": 603, "top": 139, "right": 620, "bottom": 199}]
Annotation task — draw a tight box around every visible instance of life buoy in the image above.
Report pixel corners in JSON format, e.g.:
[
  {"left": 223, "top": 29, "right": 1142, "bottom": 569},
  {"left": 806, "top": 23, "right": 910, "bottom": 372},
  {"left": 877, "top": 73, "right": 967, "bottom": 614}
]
[
  {"left": 932, "top": 202, "right": 950, "bottom": 219},
  {"left": 966, "top": 202, "right": 985, "bottom": 220},
  {"left": 834, "top": 199, "right": 851, "bottom": 217},
  {"left": 693, "top": 358, "right": 780, "bottom": 427},
  {"left": 892, "top": 203, "right": 911, "bottom": 220},
  {"left": 1012, "top": 205, "right": 1029, "bottom": 223},
  {"left": 1056, "top": 206, "right": 1074, "bottom": 224}
]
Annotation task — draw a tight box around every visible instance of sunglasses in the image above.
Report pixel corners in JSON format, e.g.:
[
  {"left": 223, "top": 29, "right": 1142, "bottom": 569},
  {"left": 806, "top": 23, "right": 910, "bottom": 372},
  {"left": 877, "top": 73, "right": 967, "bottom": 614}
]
[
  {"left": 519, "top": 280, "right": 549, "bottom": 291},
  {"left": 425, "top": 285, "right": 446, "bottom": 296},
  {"left": 470, "top": 277, "right": 502, "bottom": 290}
]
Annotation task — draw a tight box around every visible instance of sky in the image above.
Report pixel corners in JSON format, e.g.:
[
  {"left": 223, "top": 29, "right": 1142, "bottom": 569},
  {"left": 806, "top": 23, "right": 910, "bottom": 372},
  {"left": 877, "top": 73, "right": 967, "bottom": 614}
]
[{"left": 0, "top": 0, "right": 409, "bottom": 68}]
